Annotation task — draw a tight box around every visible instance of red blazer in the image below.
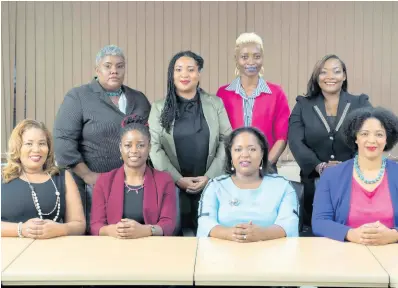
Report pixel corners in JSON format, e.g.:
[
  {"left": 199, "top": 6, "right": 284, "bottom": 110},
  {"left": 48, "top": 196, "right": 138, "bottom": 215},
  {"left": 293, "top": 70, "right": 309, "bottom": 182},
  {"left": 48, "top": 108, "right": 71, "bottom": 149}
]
[
  {"left": 216, "top": 82, "right": 290, "bottom": 151},
  {"left": 90, "top": 165, "right": 176, "bottom": 236}
]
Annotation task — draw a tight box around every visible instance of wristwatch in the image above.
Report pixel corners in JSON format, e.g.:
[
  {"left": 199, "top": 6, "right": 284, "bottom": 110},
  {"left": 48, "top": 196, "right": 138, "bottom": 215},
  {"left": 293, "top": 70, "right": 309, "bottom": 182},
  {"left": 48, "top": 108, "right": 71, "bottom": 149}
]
[{"left": 150, "top": 225, "right": 156, "bottom": 236}]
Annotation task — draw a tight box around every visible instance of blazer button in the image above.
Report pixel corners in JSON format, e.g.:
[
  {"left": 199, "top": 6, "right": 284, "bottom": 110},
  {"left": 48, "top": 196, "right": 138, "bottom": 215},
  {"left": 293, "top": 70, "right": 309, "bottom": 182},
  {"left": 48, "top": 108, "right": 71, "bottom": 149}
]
[
  {"left": 329, "top": 136, "right": 334, "bottom": 140},
  {"left": 331, "top": 155, "right": 335, "bottom": 159}
]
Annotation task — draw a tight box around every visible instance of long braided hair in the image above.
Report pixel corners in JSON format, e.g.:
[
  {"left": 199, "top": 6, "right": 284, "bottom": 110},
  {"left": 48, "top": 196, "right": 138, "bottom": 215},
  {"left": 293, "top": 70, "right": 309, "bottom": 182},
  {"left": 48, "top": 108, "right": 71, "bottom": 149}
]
[{"left": 160, "top": 51, "right": 204, "bottom": 133}]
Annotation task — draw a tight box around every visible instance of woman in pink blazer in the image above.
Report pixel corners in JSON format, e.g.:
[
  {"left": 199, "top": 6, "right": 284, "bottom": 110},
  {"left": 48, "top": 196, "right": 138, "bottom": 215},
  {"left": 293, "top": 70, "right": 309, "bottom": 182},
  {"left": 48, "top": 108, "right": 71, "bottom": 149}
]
[
  {"left": 90, "top": 115, "right": 176, "bottom": 238},
  {"left": 217, "top": 32, "right": 290, "bottom": 171}
]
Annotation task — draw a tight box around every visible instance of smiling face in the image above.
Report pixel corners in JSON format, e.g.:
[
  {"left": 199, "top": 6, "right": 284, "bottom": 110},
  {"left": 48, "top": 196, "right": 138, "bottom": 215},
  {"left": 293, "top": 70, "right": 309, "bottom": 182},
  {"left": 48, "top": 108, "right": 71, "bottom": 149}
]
[
  {"left": 173, "top": 56, "right": 201, "bottom": 96},
  {"left": 318, "top": 58, "right": 346, "bottom": 96},
  {"left": 19, "top": 128, "right": 49, "bottom": 173},
  {"left": 236, "top": 43, "right": 263, "bottom": 77},
  {"left": 356, "top": 118, "right": 387, "bottom": 161},
  {"left": 231, "top": 132, "right": 264, "bottom": 177},
  {"left": 119, "top": 129, "right": 150, "bottom": 169},
  {"left": 96, "top": 55, "right": 125, "bottom": 91}
]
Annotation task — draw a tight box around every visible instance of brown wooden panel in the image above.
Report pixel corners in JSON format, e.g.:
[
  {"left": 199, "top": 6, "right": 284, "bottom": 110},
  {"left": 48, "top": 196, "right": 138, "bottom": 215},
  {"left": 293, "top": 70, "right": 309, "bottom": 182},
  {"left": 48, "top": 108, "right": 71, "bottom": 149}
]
[
  {"left": 63, "top": 2, "right": 73, "bottom": 95},
  {"left": 362, "top": 2, "right": 374, "bottom": 98},
  {"left": 288, "top": 1, "right": 299, "bottom": 107},
  {"left": 218, "top": 1, "right": 228, "bottom": 89},
  {"left": 173, "top": 2, "right": 182, "bottom": 53},
  {"left": 262, "top": 2, "right": 274, "bottom": 83},
  {"left": 246, "top": 2, "right": 255, "bottom": 32},
  {"left": 118, "top": 2, "right": 128, "bottom": 84},
  {"left": 334, "top": 2, "right": 346, "bottom": 60},
  {"left": 236, "top": 2, "right": 246, "bottom": 36},
  {"left": 227, "top": 2, "right": 237, "bottom": 84},
  {"left": 381, "top": 2, "right": 393, "bottom": 108},
  {"left": 271, "top": 2, "right": 282, "bottom": 84},
  {"left": 190, "top": 2, "right": 201, "bottom": 56},
  {"left": 163, "top": 1, "right": 173, "bottom": 100},
  {"left": 136, "top": 2, "right": 146, "bottom": 94},
  {"left": 154, "top": 2, "right": 164, "bottom": 100},
  {"left": 127, "top": 1, "right": 137, "bottom": 89},
  {"left": 1, "top": 61, "right": 7, "bottom": 154},
  {"left": 9, "top": 2, "right": 17, "bottom": 128},
  {"left": 297, "top": 1, "right": 309, "bottom": 97},
  {"left": 109, "top": 2, "right": 118, "bottom": 45},
  {"left": 200, "top": 2, "right": 210, "bottom": 92},
  {"left": 81, "top": 2, "right": 91, "bottom": 84},
  {"left": 371, "top": 2, "right": 383, "bottom": 107},
  {"left": 181, "top": 1, "right": 191, "bottom": 51},
  {"left": 72, "top": 2, "right": 82, "bottom": 87},
  {"left": 35, "top": 2, "right": 46, "bottom": 124},
  {"left": 54, "top": 2, "right": 64, "bottom": 115},
  {"left": 16, "top": 2, "right": 26, "bottom": 123},
  {"left": 353, "top": 2, "right": 364, "bottom": 93},
  {"left": 391, "top": 2, "right": 398, "bottom": 115},
  {"left": 45, "top": 2, "right": 55, "bottom": 131},
  {"left": 307, "top": 2, "right": 318, "bottom": 86},
  {"left": 316, "top": 2, "right": 327, "bottom": 59},
  {"left": 99, "top": 2, "right": 109, "bottom": 48},
  {"left": 25, "top": 2, "right": 36, "bottom": 120},
  {"left": 90, "top": 2, "right": 100, "bottom": 69},
  {"left": 280, "top": 2, "right": 290, "bottom": 97},
  {"left": 209, "top": 2, "right": 219, "bottom": 94},
  {"left": 326, "top": 2, "right": 336, "bottom": 55},
  {"left": 145, "top": 2, "right": 155, "bottom": 102},
  {"left": 344, "top": 2, "right": 355, "bottom": 93}
]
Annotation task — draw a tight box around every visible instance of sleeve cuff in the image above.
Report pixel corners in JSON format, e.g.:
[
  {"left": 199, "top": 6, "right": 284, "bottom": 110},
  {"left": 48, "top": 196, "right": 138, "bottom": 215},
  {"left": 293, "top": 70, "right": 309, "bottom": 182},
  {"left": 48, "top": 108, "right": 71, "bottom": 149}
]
[{"left": 197, "top": 218, "right": 219, "bottom": 237}]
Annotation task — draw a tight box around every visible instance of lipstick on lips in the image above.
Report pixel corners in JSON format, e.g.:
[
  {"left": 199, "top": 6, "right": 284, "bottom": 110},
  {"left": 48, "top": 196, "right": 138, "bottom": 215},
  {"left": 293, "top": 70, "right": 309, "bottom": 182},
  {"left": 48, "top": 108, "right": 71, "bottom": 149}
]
[
  {"left": 246, "top": 66, "right": 257, "bottom": 73},
  {"left": 366, "top": 147, "right": 377, "bottom": 151},
  {"left": 180, "top": 80, "right": 190, "bottom": 85}
]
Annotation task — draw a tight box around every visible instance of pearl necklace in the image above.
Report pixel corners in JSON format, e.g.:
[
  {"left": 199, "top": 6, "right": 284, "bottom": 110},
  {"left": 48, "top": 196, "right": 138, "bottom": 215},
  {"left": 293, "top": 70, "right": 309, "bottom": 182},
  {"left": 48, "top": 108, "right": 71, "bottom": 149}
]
[
  {"left": 22, "top": 171, "right": 61, "bottom": 222},
  {"left": 354, "top": 154, "right": 387, "bottom": 184}
]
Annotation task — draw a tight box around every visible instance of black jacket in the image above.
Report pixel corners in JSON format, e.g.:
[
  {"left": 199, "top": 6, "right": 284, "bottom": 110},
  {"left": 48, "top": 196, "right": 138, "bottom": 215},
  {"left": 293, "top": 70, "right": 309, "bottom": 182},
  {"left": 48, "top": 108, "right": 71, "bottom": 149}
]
[
  {"left": 53, "top": 79, "right": 151, "bottom": 173},
  {"left": 288, "top": 91, "right": 371, "bottom": 177}
]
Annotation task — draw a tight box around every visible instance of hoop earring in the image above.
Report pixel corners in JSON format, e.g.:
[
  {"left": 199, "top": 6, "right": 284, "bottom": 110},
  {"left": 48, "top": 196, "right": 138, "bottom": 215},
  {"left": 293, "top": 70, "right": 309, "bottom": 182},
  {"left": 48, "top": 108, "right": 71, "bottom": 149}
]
[
  {"left": 235, "top": 67, "right": 240, "bottom": 77},
  {"left": 259, "top": 159, "right": 263, "bottom": 170},
  {"left": 259, "top": 66, "right": 264, "bottom": 77},
  {"left": 231, "top": 160, "right": 235, "bottom": 171}
]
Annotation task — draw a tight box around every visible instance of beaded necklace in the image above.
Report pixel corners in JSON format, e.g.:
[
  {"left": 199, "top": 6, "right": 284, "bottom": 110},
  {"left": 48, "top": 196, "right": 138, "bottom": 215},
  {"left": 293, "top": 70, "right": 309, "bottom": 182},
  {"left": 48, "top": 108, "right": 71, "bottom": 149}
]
[{"left": 354, "top": 154, "right": 386, "bottom": 184}]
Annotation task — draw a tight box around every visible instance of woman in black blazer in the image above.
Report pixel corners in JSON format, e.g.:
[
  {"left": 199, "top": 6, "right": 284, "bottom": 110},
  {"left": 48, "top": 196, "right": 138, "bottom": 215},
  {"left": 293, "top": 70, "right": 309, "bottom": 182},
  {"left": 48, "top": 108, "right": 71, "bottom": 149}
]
[{"left": 288, "top": 54, "right": 371, "bottom": 226}]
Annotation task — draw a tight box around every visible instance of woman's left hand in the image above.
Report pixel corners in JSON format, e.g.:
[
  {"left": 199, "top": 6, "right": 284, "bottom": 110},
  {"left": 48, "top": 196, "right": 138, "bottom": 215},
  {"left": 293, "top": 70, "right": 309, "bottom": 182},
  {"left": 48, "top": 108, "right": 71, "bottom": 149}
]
[
  {"left": 232, "top": 221, "right": 262, "bottom": 243},
  {"left": 116, "top": 219, "right": 150, "bottom": 239},
  {"left": 360, "top": 221, "right": 398, "bottom": 245}
]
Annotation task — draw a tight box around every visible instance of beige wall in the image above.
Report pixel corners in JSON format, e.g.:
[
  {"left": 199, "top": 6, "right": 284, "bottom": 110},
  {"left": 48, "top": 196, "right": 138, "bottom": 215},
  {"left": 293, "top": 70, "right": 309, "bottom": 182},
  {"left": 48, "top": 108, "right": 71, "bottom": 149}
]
[{"left": 2, "top": 1, "right": 398, "bottom": 159}]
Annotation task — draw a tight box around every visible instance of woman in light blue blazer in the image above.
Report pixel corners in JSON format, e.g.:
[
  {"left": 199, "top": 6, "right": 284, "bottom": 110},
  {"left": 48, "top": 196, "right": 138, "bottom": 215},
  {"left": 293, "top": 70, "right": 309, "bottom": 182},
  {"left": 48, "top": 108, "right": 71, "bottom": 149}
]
[
  {"left": 197, "top": 127, "right": 299, "bottom": 242},
  {"left": 313, "top": 107, "right": 398, "bottom": 245}
]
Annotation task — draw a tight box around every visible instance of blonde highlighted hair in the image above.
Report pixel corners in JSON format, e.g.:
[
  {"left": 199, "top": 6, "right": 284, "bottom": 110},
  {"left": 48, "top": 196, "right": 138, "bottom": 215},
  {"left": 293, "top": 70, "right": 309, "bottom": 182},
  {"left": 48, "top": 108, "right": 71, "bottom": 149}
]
[
  {"left": 234, "top": 32, "right": 264, "bottom": 76},
  {"left": 2, "top": 119, "right": 59, "bottom": 183}
]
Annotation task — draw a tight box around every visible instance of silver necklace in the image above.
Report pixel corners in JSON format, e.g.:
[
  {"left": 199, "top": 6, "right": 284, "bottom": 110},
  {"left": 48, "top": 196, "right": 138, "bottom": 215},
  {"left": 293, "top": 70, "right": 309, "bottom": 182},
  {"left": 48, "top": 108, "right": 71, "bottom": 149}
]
[{"left": 22, "top": 171, "right": 61, "bottom": 222}]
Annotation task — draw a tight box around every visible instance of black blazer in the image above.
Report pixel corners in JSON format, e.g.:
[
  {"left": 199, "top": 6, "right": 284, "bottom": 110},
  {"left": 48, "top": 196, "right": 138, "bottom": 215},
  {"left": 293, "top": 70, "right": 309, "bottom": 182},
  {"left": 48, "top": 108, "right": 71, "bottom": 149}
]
[
  {"left": 53, "top": 79, "right": 151, "bottom": 173},
  {"left": 288, "top": 91, "right": 371, "bottom": 177}
]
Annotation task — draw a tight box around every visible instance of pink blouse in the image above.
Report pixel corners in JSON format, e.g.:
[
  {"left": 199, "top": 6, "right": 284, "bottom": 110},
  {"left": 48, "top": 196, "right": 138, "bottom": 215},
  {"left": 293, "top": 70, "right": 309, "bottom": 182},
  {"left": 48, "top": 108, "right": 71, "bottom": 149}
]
[{"left": 347, "top": 172, "right": 394, "bottom": 228}]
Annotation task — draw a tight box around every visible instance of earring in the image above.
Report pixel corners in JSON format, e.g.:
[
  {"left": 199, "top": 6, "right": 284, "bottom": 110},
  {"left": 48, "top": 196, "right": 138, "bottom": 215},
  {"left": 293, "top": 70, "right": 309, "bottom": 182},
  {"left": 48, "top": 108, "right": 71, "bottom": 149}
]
[
  {"left": 259, "top": 159, "right": 263, "bottom": 170},
  {"left": 231, "top": 160, "right": 235, "bottom": 171},
  {"left": 120, "top": 156, "right": 122, "bottom": 160},
  {"left": 259, "top": 67, "right": 265, "bottom": 77},
  {"left": 235, "top": 67, "right": 240, "bottom": 77}
]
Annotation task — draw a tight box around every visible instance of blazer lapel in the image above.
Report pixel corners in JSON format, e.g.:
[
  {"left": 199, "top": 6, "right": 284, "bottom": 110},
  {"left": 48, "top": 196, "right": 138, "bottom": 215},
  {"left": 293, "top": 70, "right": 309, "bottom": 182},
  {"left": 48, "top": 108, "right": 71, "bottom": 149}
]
[
  {"left": 161, "top": 118, "right": 180, "bottom": 172},
  {"left": 142, "top": 166, "right": 159, "bottom": 224},
  {"left": 106, "top": 166, "right": 125, "bottom": 224},
  {"left": 386, "top": 161, "right": 398, "bottom": 226},
  {"left": 312, "top": 96, "right": 331, "bottom": 134},
  {"left": 91, "top": 78, "right": 125, "bottom": 116},
  {"left": 200, "top": 92, "right": 217, "bottom": 169},
  {"left": 124, "top": 87, "right": 136, "bottom": 115},
  {"left": 334, "top": 91, "right": 351, "bottom": 132}
]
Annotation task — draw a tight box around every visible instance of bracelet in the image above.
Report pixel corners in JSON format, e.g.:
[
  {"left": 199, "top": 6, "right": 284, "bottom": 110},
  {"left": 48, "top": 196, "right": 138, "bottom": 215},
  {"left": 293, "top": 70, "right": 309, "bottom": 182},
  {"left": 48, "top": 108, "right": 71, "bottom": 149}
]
[{"left": 17, "top": 222, "right": 24, "bottom": 238}]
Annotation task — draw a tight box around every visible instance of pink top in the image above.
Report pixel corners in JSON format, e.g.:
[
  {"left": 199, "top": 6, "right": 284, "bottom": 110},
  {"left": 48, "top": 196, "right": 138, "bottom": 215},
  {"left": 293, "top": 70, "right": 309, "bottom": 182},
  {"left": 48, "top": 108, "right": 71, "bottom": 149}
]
[
  {"left": 216, "top": 81, "right": 290, "bottom": 151},
  {"left": 347, "top": 172, "right": 394, "bottom": 228}
]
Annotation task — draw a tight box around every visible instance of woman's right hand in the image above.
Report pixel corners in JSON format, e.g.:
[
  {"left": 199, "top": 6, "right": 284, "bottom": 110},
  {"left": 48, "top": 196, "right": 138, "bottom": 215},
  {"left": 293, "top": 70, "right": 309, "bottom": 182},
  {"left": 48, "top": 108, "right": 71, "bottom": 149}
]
[{"left": 22, "top": 218, "right": 44, "bottom": 238}]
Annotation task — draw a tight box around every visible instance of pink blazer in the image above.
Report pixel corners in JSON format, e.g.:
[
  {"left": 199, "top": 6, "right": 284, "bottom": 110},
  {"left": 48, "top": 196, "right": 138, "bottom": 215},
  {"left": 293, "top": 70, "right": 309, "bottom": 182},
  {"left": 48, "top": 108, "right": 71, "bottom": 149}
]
[
  {"left": 216, "top": 81, "right": 290, "bottom": 151},
  {"left": 90, "top": 165, "right": 176, "bottom": 236}
]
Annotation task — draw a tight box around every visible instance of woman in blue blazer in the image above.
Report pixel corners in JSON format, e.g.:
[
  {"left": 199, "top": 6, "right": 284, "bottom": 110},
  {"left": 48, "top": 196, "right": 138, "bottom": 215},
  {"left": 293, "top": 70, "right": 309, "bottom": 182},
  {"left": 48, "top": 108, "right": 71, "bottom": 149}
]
[{"left": 312, "top": 107, "right": 398, "bottom": 245}]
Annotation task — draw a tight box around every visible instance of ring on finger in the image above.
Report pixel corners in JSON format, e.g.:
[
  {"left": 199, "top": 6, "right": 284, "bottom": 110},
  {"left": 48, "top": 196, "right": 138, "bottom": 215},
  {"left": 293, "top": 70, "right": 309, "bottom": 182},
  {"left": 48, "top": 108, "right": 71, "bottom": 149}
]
[{"left": 243, "top": 235, "right": 247, "bottom": 240}]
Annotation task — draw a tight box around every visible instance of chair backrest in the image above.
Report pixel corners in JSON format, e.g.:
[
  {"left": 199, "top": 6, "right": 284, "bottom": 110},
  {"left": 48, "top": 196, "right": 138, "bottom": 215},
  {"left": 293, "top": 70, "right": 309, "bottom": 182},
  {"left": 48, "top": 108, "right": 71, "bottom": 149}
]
[
  {"left": 289, "top": 180, "right": 304, "bottom": 232},
  {"left": 173, "top": 187, "right": 182, "bottom": 236}
]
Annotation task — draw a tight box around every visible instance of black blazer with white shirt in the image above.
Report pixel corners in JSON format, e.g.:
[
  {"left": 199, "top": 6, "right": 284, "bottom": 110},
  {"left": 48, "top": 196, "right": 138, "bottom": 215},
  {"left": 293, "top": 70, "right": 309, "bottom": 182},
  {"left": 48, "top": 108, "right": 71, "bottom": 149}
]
[{"left": 288, "top": 91, "right": 371, "bottom": 178}]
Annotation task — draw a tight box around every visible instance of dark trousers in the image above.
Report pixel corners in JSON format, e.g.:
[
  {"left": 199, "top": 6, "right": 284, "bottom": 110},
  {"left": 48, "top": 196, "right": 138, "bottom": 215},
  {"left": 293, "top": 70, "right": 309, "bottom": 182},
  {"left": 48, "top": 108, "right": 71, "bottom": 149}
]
[
  {"left": 179, "top": 190, "right": 202, "bottom": 235},
  {"left": 72, "top": 172, "right": 93, "bottom": 234},
  {"left": 300, "top": 174, "right": 316, "bottom": 227}
]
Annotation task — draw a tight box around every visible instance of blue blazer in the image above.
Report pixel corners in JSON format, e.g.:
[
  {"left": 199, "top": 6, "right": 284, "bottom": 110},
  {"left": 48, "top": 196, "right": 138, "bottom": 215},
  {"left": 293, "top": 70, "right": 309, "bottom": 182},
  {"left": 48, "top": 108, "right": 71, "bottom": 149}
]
[{"left": 312, "top": 158, "right": 398, "bottom": 242}]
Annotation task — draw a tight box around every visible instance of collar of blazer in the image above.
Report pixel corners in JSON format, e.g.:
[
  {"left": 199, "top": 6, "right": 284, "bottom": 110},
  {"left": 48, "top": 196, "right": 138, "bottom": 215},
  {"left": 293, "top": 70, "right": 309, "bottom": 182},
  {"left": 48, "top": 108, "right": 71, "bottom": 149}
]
[
  {"left": 159, "top": 91, "right": 219, "bottom": 172},
  {"left": 90, "top": 78, "right": 130, "bottom": 115},
  {"left": 312, "top": 91, "right": 351, "bottom": 134}
]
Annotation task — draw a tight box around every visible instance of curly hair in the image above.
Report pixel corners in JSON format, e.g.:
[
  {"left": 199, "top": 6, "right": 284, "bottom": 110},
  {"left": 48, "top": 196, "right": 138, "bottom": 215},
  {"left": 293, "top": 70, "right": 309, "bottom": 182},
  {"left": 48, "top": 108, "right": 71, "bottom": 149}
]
[
  {"left": 2, "top": 119, "right": 59, "bottom": 183},
  {"left": 160, "top": 51, "right": 204, "bottom": 133},
  {"left": 342, "top": 107, "right": 398, "bottom": 152},
  {"left": 306, "top": 54, "right": 348, "bottom": 98},
  {"left": 224, "top": 127, "right": 273, "bottom": 177},
  {"left": 120, "top": 114, "right": 150, "bottom": 141}
]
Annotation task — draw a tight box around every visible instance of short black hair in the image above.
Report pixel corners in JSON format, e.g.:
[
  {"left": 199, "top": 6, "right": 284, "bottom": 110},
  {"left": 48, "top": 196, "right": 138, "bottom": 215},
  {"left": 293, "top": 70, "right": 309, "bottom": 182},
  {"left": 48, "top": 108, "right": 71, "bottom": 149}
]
[
  {"left": 120, "top": 114, "right": 150, "bottom": 141},
  {"left": 306, "top": 54, "right": 348, "bottom": 98},
  {"left": 160, "top": 51, "right": 204, "bottom": 133},
  {"left": 342, "top": 107, "right": 398, "bottom": 152},
  {"left": 224, "top": 127, "right": 272, "bottom": 176}
]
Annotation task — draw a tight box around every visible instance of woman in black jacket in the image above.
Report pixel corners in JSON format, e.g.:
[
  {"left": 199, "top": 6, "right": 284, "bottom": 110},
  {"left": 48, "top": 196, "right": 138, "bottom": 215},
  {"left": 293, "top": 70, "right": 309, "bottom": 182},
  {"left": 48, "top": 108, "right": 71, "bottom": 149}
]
[{"left": 288, "top": 54, "right": 371, "bottom": 226}]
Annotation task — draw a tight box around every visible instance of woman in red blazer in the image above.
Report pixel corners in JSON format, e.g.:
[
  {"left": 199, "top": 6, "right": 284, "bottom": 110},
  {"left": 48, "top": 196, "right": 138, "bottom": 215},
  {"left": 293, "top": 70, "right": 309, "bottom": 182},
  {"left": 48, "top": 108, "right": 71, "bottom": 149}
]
[
  {"left": 90, "top": 115, "right": 176, "bottom": 237},
  {"left": 216, "top": 32, "right": 290, "bottom": 172}
]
